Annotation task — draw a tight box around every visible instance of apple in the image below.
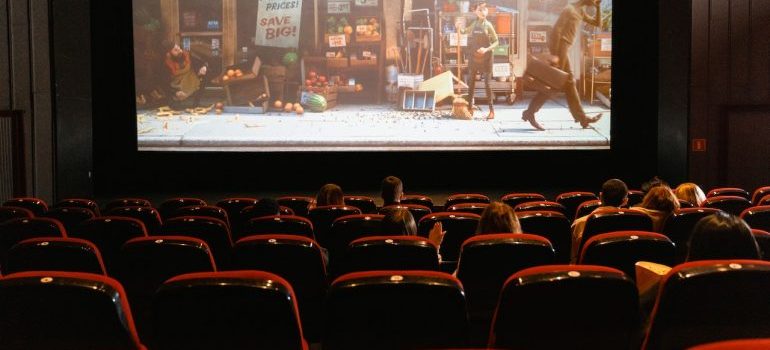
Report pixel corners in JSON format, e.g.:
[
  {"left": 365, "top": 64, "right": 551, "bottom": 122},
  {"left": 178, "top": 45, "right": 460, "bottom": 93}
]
[
  {"left": 308, "top": 71, "right": 317, "bottom": 80},
  {"left": 215, "top": 102, "right": 225, "bottom": 109},
  {"left": 319, "top": 75, "right": 327, "bottom": 83}
]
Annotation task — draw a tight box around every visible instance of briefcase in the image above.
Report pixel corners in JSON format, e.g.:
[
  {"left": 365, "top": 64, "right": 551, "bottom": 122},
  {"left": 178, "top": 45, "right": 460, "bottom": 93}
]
[{"left": 524, "top": 55, "right": 569, "bottom": 93}]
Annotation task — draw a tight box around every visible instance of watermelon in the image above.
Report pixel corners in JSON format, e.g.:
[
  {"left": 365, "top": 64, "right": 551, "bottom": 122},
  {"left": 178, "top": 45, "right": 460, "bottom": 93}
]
[
  {"left": 282, "top": 52, "right": 299, "bottom": 66},
  {"left": 306, "top": 94, "right": 327, "bottom": 113}
]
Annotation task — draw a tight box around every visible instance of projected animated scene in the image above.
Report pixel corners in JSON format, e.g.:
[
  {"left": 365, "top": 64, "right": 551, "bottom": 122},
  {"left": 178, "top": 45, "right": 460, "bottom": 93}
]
[{"left": 133, "top": 0, "right": 612, "bottom": 151}]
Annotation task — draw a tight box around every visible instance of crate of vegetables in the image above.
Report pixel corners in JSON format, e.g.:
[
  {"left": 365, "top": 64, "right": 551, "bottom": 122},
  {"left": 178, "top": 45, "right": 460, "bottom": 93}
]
[{"left": 354, "top": 17, "right": 381, "bottom": 42}]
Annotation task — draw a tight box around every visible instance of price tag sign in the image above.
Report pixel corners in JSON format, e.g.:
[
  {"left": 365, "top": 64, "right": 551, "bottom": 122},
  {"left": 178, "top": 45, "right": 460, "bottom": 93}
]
[
  {"left": 355, "top": 0, "right": 377, "bottom": 6},
  {"left": 492, "top": 63, "right": 511, "bottom": 78},
  {"left": 448, "top": 33, "right": 468, "bottom": 47},
  {"left": 325, "top": 52, "right": 337, "bottom": 58},
  {"left": 328, "top": 34, "right": 347, "bottom": 47},
  {"left": 328, "top": 1, "right": 351, "bottom": 14},
  {"left": 356, "top": 25, "right": 368, "bottom": 35},
  {"left": 600, "top": 38, "right": 612, "bottom": 52},
  {"left": 362, "top": 50, "right": 372, "bottom": 58},
  {"left": 529, "top": 31, "right": 547, "bottom": 43}
]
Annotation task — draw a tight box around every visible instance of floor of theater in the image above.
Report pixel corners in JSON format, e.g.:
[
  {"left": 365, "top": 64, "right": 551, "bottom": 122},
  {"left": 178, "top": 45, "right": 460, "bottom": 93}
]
[{"left": 137, "top": 92, "right": 611, "bottom": 152}]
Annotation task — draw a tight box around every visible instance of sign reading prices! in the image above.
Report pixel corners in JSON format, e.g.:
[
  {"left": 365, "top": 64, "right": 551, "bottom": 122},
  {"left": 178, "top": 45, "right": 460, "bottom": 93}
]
[{"left": 256, "top": 0, "right": 303, "bottom": 48}]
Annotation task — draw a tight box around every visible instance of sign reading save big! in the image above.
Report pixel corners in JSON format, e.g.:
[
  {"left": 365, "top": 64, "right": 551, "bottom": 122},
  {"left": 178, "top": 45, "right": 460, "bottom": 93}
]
[{"left": 255, "top": 0, "right": 303, "bottom": 48}]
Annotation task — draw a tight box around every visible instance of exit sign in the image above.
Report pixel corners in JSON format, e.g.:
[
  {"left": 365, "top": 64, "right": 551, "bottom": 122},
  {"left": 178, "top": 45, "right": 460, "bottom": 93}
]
[{"left": 692, "top": 138, "right": 707, "bottom": 152}]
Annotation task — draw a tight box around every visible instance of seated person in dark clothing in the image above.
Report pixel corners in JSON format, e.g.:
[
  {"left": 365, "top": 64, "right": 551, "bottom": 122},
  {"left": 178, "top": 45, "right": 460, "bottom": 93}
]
[
  {"left": 687, "top": 212, "right": 761, "bottom": 261},
  {"left": 381, "top": 176, "right": 404, "bottom": 207}
]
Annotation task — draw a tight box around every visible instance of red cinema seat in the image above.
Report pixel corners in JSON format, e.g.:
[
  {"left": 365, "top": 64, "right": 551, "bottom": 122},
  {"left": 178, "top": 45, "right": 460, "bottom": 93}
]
[
  {"left": 157, "top": 197, "right": 206, "bottom": 220},
  {"left": 500, "top": 192, "right": 546, "bottom": 209},
  {"left": 0, "top": 206, "right": 34, "bottom": 223},
  {"left": 5, "top": 237, "right": 106, "bottom": 275},
  {"left": 517, "top": 211, "right": 573, "bottom": 263},
  {"left": 702, "top": 196, "right": 752, "bottom": 216},
  {"left": 556, "top": 191, "right": 599, "bottom": 221},
  {"left": 580, "top": 231, "right": 676, "bottom": 279},
  {"left": 445, "top": 193, "right": 490, "bottom": 207},
  {"left": 54, "top": 198, "right": 101, "bottom": 216},
  {"left": 163, "top": 216, "right": 233, "bottom": 269},
  {"left": 107, "top": 206, "right": 163, "bottom": 236},
  {"left": 239, "top": 215, "right": 315, "bottom": 241},
  {"left": 346, "top": 235, "right": 439, "bottom": 272},
  {"left": 70, "top": 216, "right": 148, "bottom": 274},
  {"left": 661, "top": 208, "right": 722, "bottom": 264},
  {"left": 344, "top": 195, "right": 378, "bottom": 214},
  {"left": 2, "top": 197, "right": 48, "bottom": 216}
]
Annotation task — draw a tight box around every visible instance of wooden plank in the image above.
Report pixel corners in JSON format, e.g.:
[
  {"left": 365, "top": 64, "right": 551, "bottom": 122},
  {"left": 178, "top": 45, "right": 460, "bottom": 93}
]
[
  {"left": 160, "top": 0, "right": 179, "bottom": 43},
  {"left": 749, "top": 0, "right": 770, "bottom": 102},
  {"left": 689, "top": 0, "right": 711, "bottom": 186},
  {"left": 223, "top": 0, "right": 236, "bottom": 67},
  {"left": 729, "top": 0, "right": 750, "bottom": 104}
]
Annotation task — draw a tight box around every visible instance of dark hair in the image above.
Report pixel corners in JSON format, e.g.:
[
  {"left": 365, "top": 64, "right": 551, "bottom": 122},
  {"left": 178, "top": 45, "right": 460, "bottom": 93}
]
[
  {"left": 161, "top": 39, "right": 178, "bottom": 52},
  {"left": 473, "top": 1, "right": 488, "bottom": 10},
  {"left": 477, "top": 201, "right": 522, "bottom": 234},
  {"left": 249, "top": 198, "right": 281, "bottom": 218},
  {"left": 600, "top": 178, "right": 628, "bottom": 207},
  {"left": 382, "top": 208, "right": 417, "bottom": 236},
  {"left": 641, "top": 176, "right": 669, "bottom": 193},
  {"left": 640, "top": 185, "right": 680, "bottom": 213},
  {"left": 315, "top": 184, "right": 344, "bottom": 207},
  {"left": 686, "top": 212, "right": 761, "bottom": 261},
  {"left": 381, "top": 176, "right": 403, "bottom": 206}
]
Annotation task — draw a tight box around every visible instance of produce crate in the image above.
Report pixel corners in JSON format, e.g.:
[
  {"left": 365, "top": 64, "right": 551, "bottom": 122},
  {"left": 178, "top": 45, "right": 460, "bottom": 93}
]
[
  {"left": 355, "top": 34, "right": 381, "bottom": 43},
  {"left": 300, "top": 86, "right": 338, "bottom": 109},
  {"left": 327, "top": 57, "right": 349, "bottom": 68},
  {"left": 349, "top": 57, "right": 377, "bottom": 67}
]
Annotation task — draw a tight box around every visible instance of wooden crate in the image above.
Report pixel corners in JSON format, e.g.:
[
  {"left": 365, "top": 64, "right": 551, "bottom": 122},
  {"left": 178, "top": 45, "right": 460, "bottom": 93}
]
[
  {"left": 349, "top": 57, "right": 377, "bottom": 67},
  {"left": 300, "top": 86, "right": 338, "bottom": 109},
  {"left": 327, "top": 57, "right": 349, "bottom": 68}
]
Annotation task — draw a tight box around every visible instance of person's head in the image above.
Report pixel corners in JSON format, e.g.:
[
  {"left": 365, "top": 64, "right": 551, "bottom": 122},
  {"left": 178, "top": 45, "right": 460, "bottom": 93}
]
[
  {"left": 381, "top": 176, "right": 403, "bottom": 206},
  {"left": 473, "top": 2, "right": 489, "bottom": 19},
  {"left": 249, "top": 198, "right": 281, "bottom": 218},
  {"left": 315, "top": 183, "right": 344, "bottom": 207},
  {"left": 477, "top": 201, "right": 522, "bottom": 234},
  {"left": 641, "top": 176, "right": 669, "bottom": 194},
  {"left": 382, "top": 208, "right": 418, "bottom": 236},
  {"left": 640, "top": 185, "right": 681, "bottom": 213},
  {"left": 600, "top": 178, "right": 628, "bottom": 207},
  {"left": 686, "top": 212, "right": 761, "bottom": 261},
  {"left": 162, "top": 40, "right": 183, "bottom": 57},
  {"left": 674, "top": 182, "right": 707, "bottom": 207}
]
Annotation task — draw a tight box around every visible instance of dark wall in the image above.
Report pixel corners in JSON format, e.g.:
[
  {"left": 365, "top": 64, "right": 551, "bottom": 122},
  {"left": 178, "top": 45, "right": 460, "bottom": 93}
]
[{"left": 88, "top": 0, "right": 666, "bottom": 196}]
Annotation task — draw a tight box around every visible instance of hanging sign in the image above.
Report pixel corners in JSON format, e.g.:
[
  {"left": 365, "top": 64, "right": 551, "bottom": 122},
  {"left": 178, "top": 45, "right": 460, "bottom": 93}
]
[
  {"left": 328, "top": 34, "right": 347, "bottom": 47},
  {"left": 255, "top": 0, "right": 304, "bottom": 48}
]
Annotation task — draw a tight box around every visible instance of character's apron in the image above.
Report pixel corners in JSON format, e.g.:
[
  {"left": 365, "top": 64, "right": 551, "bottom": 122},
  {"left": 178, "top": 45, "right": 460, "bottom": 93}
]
[{"left": 470, "top": 21, "right": 492, "bottom": 70}]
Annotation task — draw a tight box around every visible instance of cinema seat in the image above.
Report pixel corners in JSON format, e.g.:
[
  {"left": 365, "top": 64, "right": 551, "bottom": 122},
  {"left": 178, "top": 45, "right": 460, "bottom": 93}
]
[
  {"left": 54, "top": 198, "right": 101, "bottom": 216},
  {"left": 400, "top": 194, "right": 434, "bottom": 209},
  {"left": 104, "top": 198, "right": 152, "bottom": 213},
  {"left": 702, "top": 196, "right": 752, "bottom": 216},
  {"left": 447, "top": 202, "right": 489, "bottom": 215},
  {"left": 490, "top": 265, "right": 640, "bottom": 350},
  {"left": 661, "top": 208, "right": 721, "bottom": 263},
  {"left": 163, "top": 216, "right": 233, "bottom": 269},
  {"left": 707, "top": 187, "right": 750, "bottom": 199},
  {"left": 277, "top": 196, "right": 314, "bottom": 217},
  {"left": 326, "top": 214, "right": 384, "bottom": 265},
  {"left": 232, "top": 234, "right": 327, "bottom": 342},
  {"left": 575, "top": 199, "right": 603, "bottom": 220},
  {"left": 0, "top": 271, "right": 146, "bottom": 350},
  {"left": 500, "top": 192, "right": 546, "bottom": 209},
  {"left": 742, "top": 206, "right": 770, "bottom": 231},
  {"left": 643, "top": 260, "right": 770, "bottom": 350},
  {"left": 445, "top": 193, "right": 490, "bottom": 207},
  {"left": 324, "top": 271, "right": 468, "bottom": 349},
  {"left": 157, "top": 198, "right": 207, "bottom": 220},
  {"left": 514, "top": 201, "right": 568, "bottom": 216},
  {"left": 280, "top": 206, "right": 296, "bottom": 215},
  {"left": 752, "top": 229, "right": 770, "bottom": 261},
  {"left": 0, "top": 206, "right": 34, "bottom": 223},
  {"left": 308, "top": 205, "right": 361, "bottom": 248},
  {"left": 153, "top": 271, "right": 308, "bottom": 350},
  {"left": 517, "top": 211, "right": 574, "bottom": 263},
  {"left": 689, "top": 338, "right": 770, "bottom": 350},
  {"left": 346, "top": 236, "right": 439, "bottom": 272},
  {"left": 379, "top": 203, "right": 432, "bottom": 223},
  {"left": 679, "top": 199, "right": 696, "bottom": 208},
  {"left": 42, "top": 207, "right": 97, "bottom": 234},
  {"left": 239, "top": 215, "right": 315, "bottom": 241},
  {"left": 70, "top": 216, "right": 148, "bottom": 274},
  {"left": 580, "top": 209, "right": 653, "bottom": 250},
  {"left": 107, "top": 206, "right": 163, "bottom": 235},
  {"left": 215, "top": 197, "right": 257, "bottom": 227},
  {"left": 760, "top": 195, "right": 770, "bottom": 206},
  {"left": 0, "top": 217, "right": 67, "bottom": 270},
  {"left": 344, "top": 195, "right": 378, "bottom": 214},
  {"left": 2, "top": 197, "right": 48, "bottom": 216},
  {"left": 556, "top": 191, "right": 599, "bottom": 221},
  {"left": 456, "top": 234, "right": 555, "bottom": 345},
  {"left": 5, "top": 237, "right": 106, "bottom": 275},
  {"left": 117, "top": 236, "right": 216, "bottom": 339},
  {"left": 579, "top": 231, "right": 675, "bottom": 279},
  {"left": 751, "top": 186, "right": 770, "bottom": 205},
  {"left": 417, "top": 212, "right": 481, "bottom": 266},
  {"left": 627, "top": 190, "right": 645, "bottom": 207},
  {"left": 169, "top": 205, "right": 229, "bottom": 227}
]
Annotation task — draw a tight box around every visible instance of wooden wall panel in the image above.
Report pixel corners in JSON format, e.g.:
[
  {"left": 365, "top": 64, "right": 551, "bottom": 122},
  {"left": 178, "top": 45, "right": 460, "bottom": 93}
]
[
  {"left": 0, "top": 0, "right": 9, "bottom": 109},
  {"left": 749, "top": 0, "right": 770, "bottom": 102},
  {"left": 729, "top": 0, "right": 750, "bottom": 104},
  {"left": 726, "top": 108, "right": 770, "bottom": 191}
]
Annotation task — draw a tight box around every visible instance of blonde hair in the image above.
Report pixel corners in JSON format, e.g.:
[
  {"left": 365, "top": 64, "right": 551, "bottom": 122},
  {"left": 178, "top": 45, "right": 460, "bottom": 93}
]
[
  {"left": 641, "top": 185, "right": 681, "bottom": 213},
  {"left": 674, "top": 183, "right": 706, "bottom": 206},
  {"left": 477, "top": 201, "right": 522, "bottom": 234}
]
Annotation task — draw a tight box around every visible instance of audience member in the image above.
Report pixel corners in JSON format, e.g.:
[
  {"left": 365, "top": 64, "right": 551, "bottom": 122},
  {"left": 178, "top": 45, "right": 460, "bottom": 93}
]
[
  {"left": 308, "top": 183, "right": 344, "bottom": 210},
  {"left": 687, "top": 212, "right": 761, "bottom": 261},
  {"left": 571, "top": 178, "right": 629, "bottom": 262},
  {"left": 674, "top": 182, "right": 707, "bottom": 207},
  {"left": 381, "top": 176, "right": 403, "bottom": 207},
  {"left": 477, "top": 201, "right": 522, "bottom": 234},
  {"left": 382, "top": 208, "right": 445, "bottom": 253},
  {"left": 634, "top": 185, "right": 681, "bottom": 232},
  {"left": 641, "top": 176, "right": 669, "bottom": 194}
]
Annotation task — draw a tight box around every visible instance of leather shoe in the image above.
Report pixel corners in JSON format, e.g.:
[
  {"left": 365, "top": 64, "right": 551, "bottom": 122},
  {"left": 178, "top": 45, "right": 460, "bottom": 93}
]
[
  {"left": 579, "top": 113, "right": 603, "bottom": 128},
  {"left": 522, "top": 110, "right": 545, "bottom": 131}
]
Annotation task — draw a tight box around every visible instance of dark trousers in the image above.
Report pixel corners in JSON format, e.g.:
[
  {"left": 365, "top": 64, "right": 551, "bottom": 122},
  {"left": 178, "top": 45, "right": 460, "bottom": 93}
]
[
  {"left": 525, "top": 44, "right": 587, "bottom": 121},
  {"left": 467, "top": 58, "right": 494, "bottom": 110}
]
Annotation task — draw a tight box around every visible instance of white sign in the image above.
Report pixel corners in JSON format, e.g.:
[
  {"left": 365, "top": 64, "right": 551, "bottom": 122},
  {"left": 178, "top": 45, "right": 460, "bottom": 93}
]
[
  {"left": 492, "top": 63, "right": 511, "bottom": 78},
  {"left": 355, "top": 0, "right": 377, "bottom": 6},
  {"left": 448, "top": 33, "right": 468, "bottom": 47},
  {"left": 529, "top": 31, "right": 547, "bottom": 43},
  {"left": 255, "top": 0, "right": 303, "bottom": 48},
  {"left": 328, "top": 34, "right": 347, "bottom": 47},
  {"left": 328, "top": 1, "right": 351, "bottom": 14},
  {"left": 600, "top": 38, "right": 612, "bottom": 52}
]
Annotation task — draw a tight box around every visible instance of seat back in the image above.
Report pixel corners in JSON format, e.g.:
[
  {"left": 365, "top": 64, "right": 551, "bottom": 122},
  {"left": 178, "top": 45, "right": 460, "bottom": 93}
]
[
  {"left": 581, "top": 209, "right": 653, "bottom": 250},
  {"left": 0, "top": 271, "right": 144, "bottom": 350},
  {"left": 70, "top": 217, "right": 148, "bottom": 274},
  {"left": 327, "top": 214, "right": 384, "bottom": 262},
  {"left": 517, "top": 211, "right": 573, "bottom": 263},
  {"left": 170, "top": 205, "right": 229, "bottom": 226},
  {"left": 107, "top": 206, "right": 163, "bottom": 235},
  {"left": 580, "top": 231, "right": 676, "bottom": 279},
  {"left": 277, "top": 196, "right": 314, "bottom": 217},
  {"left": 0, "top": 206, "right": 34, "bottom": 223},
  {"left": 742, "top": 206, "right": 770, "bottom": 231},
  {"left": 575, "top": 199, "right": 603, "bottom": 220},
  {"left": 760, "top": 195, "right": 770, "bottom": 206},
  {"left": 753, "top": 229, "right": 770, "bottom": 261},
  {"left": 232, "top": 234, "right": 327, "bottom": 342},
  {"left": 556, "top": 191, "right": 599, "bottom": 221},
  {"left": 153, "top": 271, "right": 307, "bottom": 350},
  {"left": 2, "top": 197, "right": 48, "bottom": 216},
  {"left": 344, "top": 196, "right": 378, "bottom": 214},
  {"left": 379, "top": 204, "right": 432, "bottom": 223},
  {"left": 104, "top": 198, "right": 152, "bottom": 213},
  {"left": 346, "top": 236, "right": 439, "bottom": 272},
  {"left": 0, "top": 217, "right": 67, "bottom": 270},
  {"left": 400, "top": 194, "right": 434, "bottom": 209},
  {"left": 662, "top": 208, "right": 722, "bottom": 263},
  {"left": 500, "top": 193, "right": 546, "bottom": 209},
  {"left": 157, "top": 198, "right": 207, "bottom": 220},
  {"left": 308, "top": 205, "right": 362, "bottom": 248},
  {"left": 490, "top": 265, "right": 640, "bottom": 350},
  {"left": 445, "top": 193, "right": 490, "bottom": 207},
  {"left": 689, "top": 338, "right": 770, "bottom": 350},
  {"left": 418, "top": 212, "right": 481, "bottom": 263},
  {"left": 163, "top": 216, "right": 233, "bottom": 269},
  {"left": 752, "top": 186, "right": 770, "bottom": 205},
  {"left": 215, "top": 197, "right": 257, "bottom": 229},
  {"left": 626, "top": 190, "right": 645, "bottom": 207},
  {"left": 42, "top": 207, "right": 97, "bottom": 234},
  {"left": 239, "top": 215, "right": 315, "bottom": 241},
  {"left": 514, "top": 201, "right": 568, "bottom": 216},
  {"left": 5, "top": 237, "right": 106, "bottom": 275},
  {"left": 644, "top": 260, "right": 770, "bottom": 350},
  {"left": 447, "top": 202, "right": 489, "bottom": 215},
  {"left": 702, "top": 196, "right": 753, "bottom": 216},
  {"left": 324, "top": 271, "right": 468, "bottom": 349},
  {"left": 707, "top": 187, "right": 750, "bottom": 199},
  {"left": 54, "top": 198, "right": 101, "bottom": 216}
]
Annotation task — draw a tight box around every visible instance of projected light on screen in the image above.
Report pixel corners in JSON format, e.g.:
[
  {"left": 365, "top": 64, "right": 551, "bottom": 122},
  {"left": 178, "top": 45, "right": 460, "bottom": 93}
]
[{"left": 132, "top": 0, "right": 611, "bottom": 152}]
